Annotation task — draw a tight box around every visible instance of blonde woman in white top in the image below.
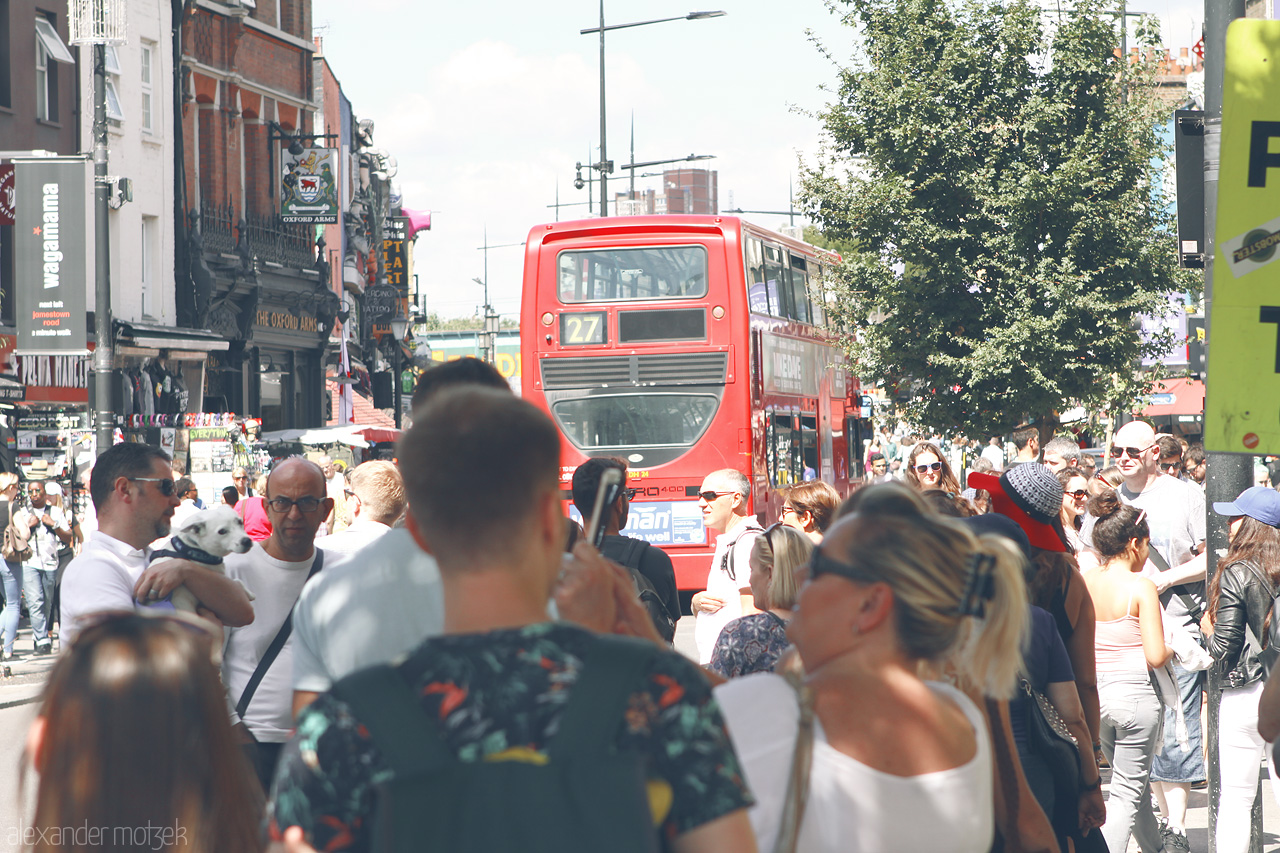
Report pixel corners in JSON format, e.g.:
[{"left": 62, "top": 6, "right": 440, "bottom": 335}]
[{"left": 715, "top": 483, "right": 1028, "bottom": 852}]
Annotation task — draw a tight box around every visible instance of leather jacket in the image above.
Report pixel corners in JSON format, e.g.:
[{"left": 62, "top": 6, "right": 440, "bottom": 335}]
[{"left": 1207, "top": 560, "right": 1275, "bottom": 689}]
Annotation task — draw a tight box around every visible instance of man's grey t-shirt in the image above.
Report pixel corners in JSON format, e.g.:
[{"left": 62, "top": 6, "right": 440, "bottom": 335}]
[{"left": 1082, "top": 474, "right": 1206, "bottom": 631}]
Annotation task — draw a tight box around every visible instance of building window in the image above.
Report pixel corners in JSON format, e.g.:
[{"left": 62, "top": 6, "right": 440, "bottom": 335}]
[
  {"left": 141, "top": 216, "right": 155, "bottom": 317},
  {"left": 0, "top": 1, "right": 12, "bottom": 109},
  {"left": 140, "top": 43, "right": 154, "bottom": 132},
  {"left": 34, "top": 15, "right": 72, "bottom": 122},
  {"left": 104, "top": 45, "right": 123, "bottom": 122}
]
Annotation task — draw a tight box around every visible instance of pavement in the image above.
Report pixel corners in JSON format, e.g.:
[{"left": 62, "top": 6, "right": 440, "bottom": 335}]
[{"left": 0, "top": 624, "right": 60, "bottom": 711}]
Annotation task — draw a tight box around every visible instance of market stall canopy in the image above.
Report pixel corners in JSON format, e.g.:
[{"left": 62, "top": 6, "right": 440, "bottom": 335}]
[
  {"left": 1142, "top": 377, "right": 1205, "bottom": 418},
  {"left": 259, "top": 424, "right": 402, "bottom": 449}
]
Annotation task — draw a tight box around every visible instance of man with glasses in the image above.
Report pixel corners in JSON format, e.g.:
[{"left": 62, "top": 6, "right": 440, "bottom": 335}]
[
  {"left": 1156, "top": 435, "right": 1186, "bottom": 481},
  {"left": 60, "top": 443, "right": 254, "bottom": 645},
  {"left": 16, "top": 478, "right": 72, "bottom": 654},
  {"left": 1082, "top": 420, "right": 1206, "bottom": 852},
  {"left": 222, "top": 457, "right": 334, "bottom": 791},
  {"left": 691, "top": 468, "right": 762, "bottom": 665}
]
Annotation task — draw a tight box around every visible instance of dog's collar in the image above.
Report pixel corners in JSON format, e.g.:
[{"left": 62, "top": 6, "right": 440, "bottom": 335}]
[{"left": 154, "top": 536, "right": 223, "bottom": 566}]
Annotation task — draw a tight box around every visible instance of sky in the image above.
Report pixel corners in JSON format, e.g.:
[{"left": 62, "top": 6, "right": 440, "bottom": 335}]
[{"left": 311, "top": 0, "right": 1204, "bottom": 323}]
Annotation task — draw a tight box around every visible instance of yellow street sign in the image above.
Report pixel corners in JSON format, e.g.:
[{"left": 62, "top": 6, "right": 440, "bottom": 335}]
[{"left": 1207, "top": 19, "right": 1280, "bottom": 454}]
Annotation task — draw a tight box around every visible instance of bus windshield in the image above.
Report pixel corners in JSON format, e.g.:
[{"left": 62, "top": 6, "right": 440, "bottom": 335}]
[
  {"left": 558, "top": 246, "right": 707, "bottom": 303},
  {"left": 550, "top": 393, "right": 719, "bottom": 450}
]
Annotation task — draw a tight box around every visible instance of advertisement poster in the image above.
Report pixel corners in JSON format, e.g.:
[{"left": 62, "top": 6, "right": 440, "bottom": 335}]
[
  {"left": 14, "top": 158, "right": 88, "bottom": 355},
  {"left": 280, "top": 147, "right": 339, "bottom": 223}
]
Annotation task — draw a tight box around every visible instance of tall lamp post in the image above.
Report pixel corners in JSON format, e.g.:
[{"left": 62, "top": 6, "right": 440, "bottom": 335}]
[
  {"left": 581, "top": 6, "right": 725, "bottom": 216},
  {"left": 389, "top": 312, "right": 409, "bottom": 430}
]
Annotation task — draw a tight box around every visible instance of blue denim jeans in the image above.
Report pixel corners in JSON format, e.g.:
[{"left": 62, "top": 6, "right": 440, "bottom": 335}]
[
  {"left": 21, "top": 563, "right": 52, "bottom": 644},
  {"left": 1098, "top": 672, "right": 1165, "bottom": 853},
  {"left": 0, "top": 561, "right": 20, "bottom": 655},
  {"left": 1150, "top": 661, "right": 1206, "bottom": 783}
]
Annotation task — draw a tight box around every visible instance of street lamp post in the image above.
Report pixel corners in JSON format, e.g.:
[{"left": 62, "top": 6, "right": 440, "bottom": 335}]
[
  {"left": 581, "top": 6, "right": 725, "bottom": 216},
  {"left": 389, "top": 312, "right": 409, "bottom": 429}
]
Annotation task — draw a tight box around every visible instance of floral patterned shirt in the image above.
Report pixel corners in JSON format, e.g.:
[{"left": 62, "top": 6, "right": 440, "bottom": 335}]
[
  {"left": 266, "top": 622, "right": 753, "bottom": 852},
  {"left": 707, "top": 611, "right": 791, "bottom": 679}
]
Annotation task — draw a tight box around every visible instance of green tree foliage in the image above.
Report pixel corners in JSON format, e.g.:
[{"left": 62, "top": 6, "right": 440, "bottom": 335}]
[
  {"left": 417, "top": 311, "right": 518, "bottom": 332},
  {"left": 803, "top": 0, "right": 1195, "bottom": 435}
]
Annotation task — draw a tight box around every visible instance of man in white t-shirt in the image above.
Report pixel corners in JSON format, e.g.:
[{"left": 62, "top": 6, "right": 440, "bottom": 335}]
[
  {"left": 60, "top": 443, "right": 254, "bottom": 645},
  {"left": 317, "top": 461, "right": 404, "bottom": 557},
  {"left": 980, "top": 436, "right": 1006, "bottom": 471},
  {"left": 17, "top": 479, "right": 71, "bottom": 654},
  {"left": 222, "top": 457, "right": 334, "bottom": 791},
  {"left": 691, "top": 468, "right": 762, "bottom": 664}
]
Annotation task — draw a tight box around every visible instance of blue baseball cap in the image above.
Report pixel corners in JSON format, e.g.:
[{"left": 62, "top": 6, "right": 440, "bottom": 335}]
[{"left": 1212, "top": 486, "right": 1280, "bottom": 527}]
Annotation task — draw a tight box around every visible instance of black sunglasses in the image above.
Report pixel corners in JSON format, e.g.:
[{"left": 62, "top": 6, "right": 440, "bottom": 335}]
[
  {"left": 265, "top": 496, "right": 325, "bottom": 513},
  {"left": 622, "top": 488, "right": 638, "bottom": 501},
  {"left": 1064, "top": 489, "right": 1089, "bottom": 500},
  {"left": 806, "top": 547, "right": 876, "bottom": 584},
  {"left": 914, "top": 462, "right": 942, "bottom": 474},
  {"left": 1110, "top": 444, "right": 1151, "bottom": 459},
  {"left": 698, "top": 490, "right": 735, "bottom": 502},
  {"left": 129, "top": 477, "right": 176, "bottom": 497}
]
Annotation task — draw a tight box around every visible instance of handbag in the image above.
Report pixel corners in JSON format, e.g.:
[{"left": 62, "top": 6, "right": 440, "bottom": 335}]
[
  {"left": 773, "top": 658, "right": 815, "bottom": 853},
  {"left": 1019, "top": 677, "right": 1080, "bottom": 834},
  {"left": 1, "top": 510, "right": 31, "bottom": 563}
]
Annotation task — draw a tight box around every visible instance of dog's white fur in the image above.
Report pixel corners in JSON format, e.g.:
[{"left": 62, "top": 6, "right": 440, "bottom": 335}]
[{"left": 152, "top": 505, "right": 255, "bottom": 613}]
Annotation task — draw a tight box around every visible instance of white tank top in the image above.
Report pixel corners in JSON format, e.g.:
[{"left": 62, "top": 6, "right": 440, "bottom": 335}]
[{"left": 716, "top": 674, "right": 993, "bottom": 853}]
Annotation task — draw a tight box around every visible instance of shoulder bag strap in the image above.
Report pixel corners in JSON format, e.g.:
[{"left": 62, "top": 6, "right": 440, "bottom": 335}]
[
  {"left": 773, "top": 658, "right": 815, "bottom": 853},
  {"left": 235, "top": 549, "right": 325, "bottom": 720},
  {"left": 1147, "top": 545, "right": 1206, "bottom": 621},
  {"left": 549, "top": 634, "right": 658, "bottom": 761},
  {"left": 330, "top": 662, "right": 451, "bottom": 777}
]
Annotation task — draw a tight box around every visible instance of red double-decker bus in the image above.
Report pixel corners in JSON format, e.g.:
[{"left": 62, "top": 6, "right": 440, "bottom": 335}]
[{"left": 520, "top": 215, "right": 869, "bottom": 595}]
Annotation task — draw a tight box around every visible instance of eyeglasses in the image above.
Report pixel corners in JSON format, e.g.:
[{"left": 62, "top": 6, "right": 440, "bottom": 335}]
[
  {"left": 1110, "top": 444, "right": 1152, "bottom": 459},
  {"left": 129, "top": 477, "right": 176, "bottom": 497},
  {"left": 622, "top": 488, "right": 638, "bottom": 501},
  {"left": 698, "top": 490, "right": 735, "bottom": 502},
  {"left": 1064, "top": 489, "right": 1089, "bottom": 500},
  {"left": 806, "top": 547, "right": 875, "bottom": 584},
  {"left": 914, "top": 462, "right": 942, "bottom": 474},
  {"left": 781, "top": 505, "right": 797, "bottom": 517},
  {"left": 265, "top": 495, "right": 325, "bottom": 514}
]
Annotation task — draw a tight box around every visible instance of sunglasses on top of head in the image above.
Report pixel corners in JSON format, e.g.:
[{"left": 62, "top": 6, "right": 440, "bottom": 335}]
[{"left": 914, "top": 462, "right": 942, "bottom": 474}]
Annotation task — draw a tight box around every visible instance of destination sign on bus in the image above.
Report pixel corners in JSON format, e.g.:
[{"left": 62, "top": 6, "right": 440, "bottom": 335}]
[{"left": 568, "top": 500, "right": 707, "bottom": 547}]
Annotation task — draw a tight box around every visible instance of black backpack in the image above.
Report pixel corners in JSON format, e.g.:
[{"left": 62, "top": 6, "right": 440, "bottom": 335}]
[
  {"left": 602, "top": 537, "right": 676, "bottom": 644},
  {"left": 330, "top": 634, "right": 662, "bottom": 853}
]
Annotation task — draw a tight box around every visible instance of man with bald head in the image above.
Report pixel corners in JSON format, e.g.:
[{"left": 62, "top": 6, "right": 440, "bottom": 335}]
[
  {"left": 1084, "top": 420, "right": 1206, "bottom": 847},
  {"left": 221, "top": 457, "right": 334, "bottom": 791}
]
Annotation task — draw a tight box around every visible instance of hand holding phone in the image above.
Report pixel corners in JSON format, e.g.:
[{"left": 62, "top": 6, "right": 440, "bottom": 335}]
[{"left": 585, "top": 468, "right": 623, "bottom": 549}]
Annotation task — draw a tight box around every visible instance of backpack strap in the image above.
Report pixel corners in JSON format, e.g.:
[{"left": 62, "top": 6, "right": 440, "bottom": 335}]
[
  {"left": 612, "top": 537, "right": 648, "bottom": 570},
  {"left": 548, "top": 635, "right": 660, "bottom": 762},
  {"left": 330, "top": 663, "right": 452, "bottom": 778}
]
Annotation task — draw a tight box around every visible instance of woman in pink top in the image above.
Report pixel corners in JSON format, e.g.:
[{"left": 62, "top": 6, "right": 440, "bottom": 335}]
[{"left": 1081, "top": 492, "right": 1173, "bottom": 853}]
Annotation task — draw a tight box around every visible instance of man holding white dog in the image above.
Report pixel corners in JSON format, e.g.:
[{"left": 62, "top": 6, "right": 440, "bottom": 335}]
[
  {"left": 60, "top": 443, "right": 256, "bottom": 645},
  {"left": 222, "top": 457, "right": 334, "bottom": 792}
]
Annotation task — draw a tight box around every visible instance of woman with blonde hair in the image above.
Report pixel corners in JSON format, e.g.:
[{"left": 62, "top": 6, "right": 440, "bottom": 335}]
[
  {"left": 781, "top": 481, "right": 841, "bottom": 543},
  {"left": 715, "top": 483, "right": 1028, "bottom": 851},
  {"left": 904, "top": 441, "right": 962, "bottom": 495},
  {"left": 0, "top": 471, "right": 23, "bottom": 661},
  {"left": 25, "top": 612, "right": 261, "bottom": 852},
  {"left": 709, "top": 523, "right": 812, "bottom": 678}
]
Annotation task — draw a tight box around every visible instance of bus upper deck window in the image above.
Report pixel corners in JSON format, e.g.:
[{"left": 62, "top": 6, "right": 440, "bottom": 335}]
[{"left": 557, "top": 246, "right": 708, "bottom": 303}]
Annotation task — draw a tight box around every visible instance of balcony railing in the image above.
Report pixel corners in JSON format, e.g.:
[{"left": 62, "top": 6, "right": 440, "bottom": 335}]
[
  {"left": 198, "top": 199, "right": 236, "bottom": 255},
  {"left": 195, "top": 199, "right": 317, "bottom": 269}
]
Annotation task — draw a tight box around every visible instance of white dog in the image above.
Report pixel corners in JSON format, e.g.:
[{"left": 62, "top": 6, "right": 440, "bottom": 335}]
[{"left": 149, "top": 505, "right": 255, "bottom": 614}]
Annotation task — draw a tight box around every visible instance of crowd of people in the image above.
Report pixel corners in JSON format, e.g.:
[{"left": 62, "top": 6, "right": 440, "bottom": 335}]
[{"left": 13, "top": 370, "right": 1280, "bottom": 853}]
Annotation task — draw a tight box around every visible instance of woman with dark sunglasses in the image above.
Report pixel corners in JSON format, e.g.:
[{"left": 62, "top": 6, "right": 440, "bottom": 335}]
[
  {"left": 1057, "top": 467, "right": 1090, "bottom": 553},
  {"left": 904, "top": 442, "right": 961, "bottom": 495},
  {"left": 714, "top": 483, "right": 1028, "bottom": 852},
  {"left": 708, "top": 524, "right": 812, "bottom": 679},
  {"left": 24, "top": 612, "right": 262, "bottom": 852}
]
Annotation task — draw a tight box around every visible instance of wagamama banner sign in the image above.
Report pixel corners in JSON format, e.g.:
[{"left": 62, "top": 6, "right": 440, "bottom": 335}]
[{"left": 14, "top": 159, "right": 88, "bottom": 355}]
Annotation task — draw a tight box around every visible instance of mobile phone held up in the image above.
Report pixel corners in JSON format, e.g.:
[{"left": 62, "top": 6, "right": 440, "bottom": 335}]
[{"left": 585, "top": 468, "right": 623, "bottom": 549}]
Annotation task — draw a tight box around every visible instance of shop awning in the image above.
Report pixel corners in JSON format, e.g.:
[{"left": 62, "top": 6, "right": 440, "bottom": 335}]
[
  {"left": 1142, "top": 377, "right": 1205, "bottom": 418},
  {"left": 115, "top": 321, "right": 230, "bottom": 353},
  {"left": 259, "top": 423, "right": 401, "bottom": 449}
]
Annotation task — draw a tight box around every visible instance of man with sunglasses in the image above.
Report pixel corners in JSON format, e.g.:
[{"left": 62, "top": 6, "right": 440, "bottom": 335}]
[
  {"left": 60, "top": 443, "right": 254, "bottom": 646},
  {"left": 1081, "top": 420, "right": 1207, "bottom": 851},
  {"left": 221, "top": 457, "right": 334, "bottom": 791},
  {"left": 692, "top": 469, "right": 762, "bottom": 665}
]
